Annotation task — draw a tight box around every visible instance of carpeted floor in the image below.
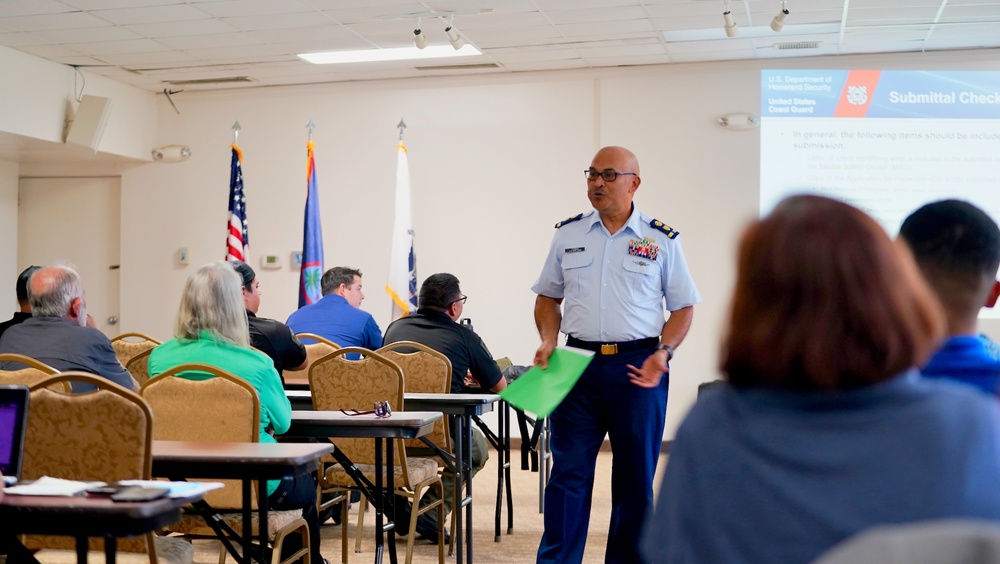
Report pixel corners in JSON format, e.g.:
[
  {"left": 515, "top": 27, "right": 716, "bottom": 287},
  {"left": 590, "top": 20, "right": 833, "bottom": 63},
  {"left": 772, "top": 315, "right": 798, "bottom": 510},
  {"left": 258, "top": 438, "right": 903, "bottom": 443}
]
[{"left": 189, "top": 449, "right": 669, "bottom": 564}]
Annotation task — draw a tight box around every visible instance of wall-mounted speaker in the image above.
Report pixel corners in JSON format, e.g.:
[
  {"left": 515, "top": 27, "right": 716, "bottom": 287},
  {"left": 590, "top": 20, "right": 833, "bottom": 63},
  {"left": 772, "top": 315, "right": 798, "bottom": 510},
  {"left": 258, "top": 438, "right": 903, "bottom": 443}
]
[{"left": 65, "top": 95, "right": 112, "bottom": 154}]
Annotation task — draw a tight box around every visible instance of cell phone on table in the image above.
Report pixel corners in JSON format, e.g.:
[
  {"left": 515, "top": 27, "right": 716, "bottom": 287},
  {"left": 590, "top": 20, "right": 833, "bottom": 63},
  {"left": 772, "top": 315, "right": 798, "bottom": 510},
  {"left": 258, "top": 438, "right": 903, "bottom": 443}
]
[
  {"left": 85, "top": 485, "right": 121, "bottom": 496},
  {"left": 111, "top": 486, "right": 170, "bottom": 502}
]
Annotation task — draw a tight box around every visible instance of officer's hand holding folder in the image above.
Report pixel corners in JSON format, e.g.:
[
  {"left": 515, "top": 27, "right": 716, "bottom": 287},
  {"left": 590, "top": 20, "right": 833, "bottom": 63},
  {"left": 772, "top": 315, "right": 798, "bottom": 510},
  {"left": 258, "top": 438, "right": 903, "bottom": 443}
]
[{"left": 499, "top": 346, "right": 594, "bottom": 417}]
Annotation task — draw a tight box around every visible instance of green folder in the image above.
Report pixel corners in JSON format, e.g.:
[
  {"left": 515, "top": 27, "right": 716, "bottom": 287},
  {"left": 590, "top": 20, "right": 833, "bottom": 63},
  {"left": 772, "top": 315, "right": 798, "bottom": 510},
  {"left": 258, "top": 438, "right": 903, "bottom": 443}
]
[{"left": 499, "top": 346, "right": 594, "bottom": 417}]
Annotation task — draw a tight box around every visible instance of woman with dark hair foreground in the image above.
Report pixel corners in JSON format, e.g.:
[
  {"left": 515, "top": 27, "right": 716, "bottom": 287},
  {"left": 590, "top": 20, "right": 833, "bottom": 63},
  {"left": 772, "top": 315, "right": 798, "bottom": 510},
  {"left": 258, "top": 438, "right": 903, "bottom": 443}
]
[{"left": 643, "top": 195, "right": 1000, "bottom": 563}]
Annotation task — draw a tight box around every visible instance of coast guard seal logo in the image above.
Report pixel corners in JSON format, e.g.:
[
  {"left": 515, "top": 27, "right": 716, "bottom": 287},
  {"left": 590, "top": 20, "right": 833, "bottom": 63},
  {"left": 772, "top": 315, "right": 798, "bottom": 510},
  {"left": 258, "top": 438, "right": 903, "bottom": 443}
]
[{"left": 847, "top": 85, "right": 868, "bottom": 106}]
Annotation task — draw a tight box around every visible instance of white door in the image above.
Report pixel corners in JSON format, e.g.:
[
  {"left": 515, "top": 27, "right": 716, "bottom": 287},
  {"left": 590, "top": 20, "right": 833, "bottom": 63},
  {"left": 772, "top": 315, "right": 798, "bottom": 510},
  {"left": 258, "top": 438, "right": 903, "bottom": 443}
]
[{"left": 18, "top": 177, "right": 121, "bottom": 336}]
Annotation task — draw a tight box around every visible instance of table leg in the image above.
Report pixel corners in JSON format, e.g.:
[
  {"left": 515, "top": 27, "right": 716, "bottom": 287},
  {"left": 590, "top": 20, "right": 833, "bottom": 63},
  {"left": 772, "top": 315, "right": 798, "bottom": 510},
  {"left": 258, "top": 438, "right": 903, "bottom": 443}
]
[
  {"left": 242, "top": 479, "right": 253, "bottom": 563},
  {"left": 494, "top": 407, "right": 504, "bottom": 541},
  {"left": 258, "top": 479, "right": 270, "bottom": 563},
  {"left": 464, "top": 414, "right": 474, "bottom": 563},
  {"left": 104, "top": 536, "right": 117, "bottom": 564},
  {"left": 75, "top": 536, "right": 87, "bottom": 564},
  {"left": 504, "top": 402, "right": 514, "bottom": 535},
  {"left": 374, "top": 437, "right": 384, "bottom": 564},
  {"left": 386, "top": 438, "right": 398, "bottom": 564},
  {"left": 454, "top": 415, "right": 465, "bottom": 564}
]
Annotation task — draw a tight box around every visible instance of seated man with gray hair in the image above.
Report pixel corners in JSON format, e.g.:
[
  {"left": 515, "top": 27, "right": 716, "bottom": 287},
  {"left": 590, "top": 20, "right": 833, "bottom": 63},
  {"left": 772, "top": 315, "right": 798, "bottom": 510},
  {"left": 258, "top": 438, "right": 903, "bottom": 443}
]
[{"left": 0, "top": 263, "right": 136, "bottom": 392}]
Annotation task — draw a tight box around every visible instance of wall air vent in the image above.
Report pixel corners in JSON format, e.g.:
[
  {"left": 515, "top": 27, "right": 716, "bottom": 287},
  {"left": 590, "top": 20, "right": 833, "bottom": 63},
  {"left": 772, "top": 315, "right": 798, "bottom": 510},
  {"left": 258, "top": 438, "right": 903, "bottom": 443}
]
[
  {"left": 414, "top": 63, "right": 500, "bottom": 71},
  {"left": 775, "top": 41, "right": 819, "bottom": 50},
  {"left": 165, "top": 77, "right": 255, "bottom": 85}
]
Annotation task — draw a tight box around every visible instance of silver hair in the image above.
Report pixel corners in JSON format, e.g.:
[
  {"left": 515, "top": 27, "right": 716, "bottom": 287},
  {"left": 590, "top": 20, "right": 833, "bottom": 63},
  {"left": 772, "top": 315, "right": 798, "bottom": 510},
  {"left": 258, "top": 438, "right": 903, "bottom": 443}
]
[
  {"left": 30, "top": 263, "right": 84, "bottom": 318},
  {"left": 174, "top": 261, "right": 250, "bottom": 348}
]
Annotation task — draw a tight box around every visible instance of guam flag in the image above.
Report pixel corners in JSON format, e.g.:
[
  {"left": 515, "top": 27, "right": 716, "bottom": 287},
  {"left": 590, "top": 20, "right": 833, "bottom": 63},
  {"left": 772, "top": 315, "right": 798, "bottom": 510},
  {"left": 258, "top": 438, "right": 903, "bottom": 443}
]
[{"left": 298, "top": 139, "right": 324, "bottom": 307}]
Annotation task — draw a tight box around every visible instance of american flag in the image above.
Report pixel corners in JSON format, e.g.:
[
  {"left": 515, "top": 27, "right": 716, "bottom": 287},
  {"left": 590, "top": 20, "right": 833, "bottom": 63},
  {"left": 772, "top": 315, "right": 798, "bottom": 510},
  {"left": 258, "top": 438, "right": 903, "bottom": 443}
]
[{"left": 225, "top": 143, "right": 249, "bottom": 262}]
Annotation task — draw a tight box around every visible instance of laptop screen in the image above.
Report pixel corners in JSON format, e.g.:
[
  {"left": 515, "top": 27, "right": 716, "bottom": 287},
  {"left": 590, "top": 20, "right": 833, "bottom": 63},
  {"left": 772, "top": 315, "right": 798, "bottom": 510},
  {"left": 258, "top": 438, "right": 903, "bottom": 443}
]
[{"left": 0, "top": 385, "right": 29, "bottom": 483}]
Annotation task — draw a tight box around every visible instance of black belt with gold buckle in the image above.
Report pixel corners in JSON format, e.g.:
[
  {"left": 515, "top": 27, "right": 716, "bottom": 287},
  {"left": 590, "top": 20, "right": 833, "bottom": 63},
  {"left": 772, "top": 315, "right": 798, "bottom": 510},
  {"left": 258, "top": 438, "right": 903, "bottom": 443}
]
[{"left": 566, "top": 336, "right": 659, "bottom": 356}]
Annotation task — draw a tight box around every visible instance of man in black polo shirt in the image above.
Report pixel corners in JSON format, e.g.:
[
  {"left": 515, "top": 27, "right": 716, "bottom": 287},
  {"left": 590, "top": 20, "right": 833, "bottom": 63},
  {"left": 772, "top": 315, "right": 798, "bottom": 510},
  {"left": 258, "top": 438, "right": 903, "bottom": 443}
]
[
  {"left": 383, "top": 272, "right": 507, "bottom": 542},
  {"left": 0, "top": 266, "right": 40, "bottom": 341},
  {"left": 231, "top": 261, "right": 306, "bottom": 382}
]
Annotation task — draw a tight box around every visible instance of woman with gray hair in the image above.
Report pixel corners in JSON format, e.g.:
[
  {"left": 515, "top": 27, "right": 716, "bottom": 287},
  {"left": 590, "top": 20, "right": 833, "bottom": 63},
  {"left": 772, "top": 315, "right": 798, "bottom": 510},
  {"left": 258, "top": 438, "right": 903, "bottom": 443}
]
[{"left": 148, "top": 260, "right": 324, "bottom": 563}]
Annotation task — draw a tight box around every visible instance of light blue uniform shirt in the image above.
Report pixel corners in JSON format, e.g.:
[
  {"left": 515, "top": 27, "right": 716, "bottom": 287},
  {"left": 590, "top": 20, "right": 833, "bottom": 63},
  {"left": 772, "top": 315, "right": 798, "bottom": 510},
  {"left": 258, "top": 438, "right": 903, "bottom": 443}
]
[{"left": 531, "top": 208, "right": 701, "bottom": 342}]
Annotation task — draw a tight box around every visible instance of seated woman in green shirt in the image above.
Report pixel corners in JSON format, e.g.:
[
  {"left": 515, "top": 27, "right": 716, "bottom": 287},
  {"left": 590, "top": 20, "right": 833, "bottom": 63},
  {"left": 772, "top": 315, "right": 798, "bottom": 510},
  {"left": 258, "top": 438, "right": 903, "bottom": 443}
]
[{"left": 148, "top": 260, "right": 324, "bottom": 564}]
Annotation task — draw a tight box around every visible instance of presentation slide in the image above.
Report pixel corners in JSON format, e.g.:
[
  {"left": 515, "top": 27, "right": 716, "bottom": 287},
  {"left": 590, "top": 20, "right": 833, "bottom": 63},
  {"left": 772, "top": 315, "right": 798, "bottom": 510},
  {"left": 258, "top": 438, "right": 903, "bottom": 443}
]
[{"left": 761, "top": 69, "right": 1000, "bottom": 316}]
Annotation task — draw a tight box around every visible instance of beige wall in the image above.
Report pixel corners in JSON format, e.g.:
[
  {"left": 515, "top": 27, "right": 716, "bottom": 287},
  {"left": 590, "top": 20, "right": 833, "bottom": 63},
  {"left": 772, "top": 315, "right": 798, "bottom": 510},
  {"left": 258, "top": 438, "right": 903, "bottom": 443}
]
[
  {"left": 0, "top": 159, "right": 18, "bottom": 313},
  {"left": 8, "top": 45, "right": 1000, "bottom": 438}
]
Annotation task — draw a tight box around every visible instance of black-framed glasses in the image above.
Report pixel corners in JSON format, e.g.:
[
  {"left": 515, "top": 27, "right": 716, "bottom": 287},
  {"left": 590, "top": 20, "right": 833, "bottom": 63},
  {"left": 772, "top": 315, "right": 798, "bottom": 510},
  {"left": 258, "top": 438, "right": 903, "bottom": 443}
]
[
  {"left": 584, "top": 169, "right": 638, "bottom": 182},
  {"left": 451, "top": 295, "right": 468, "bottom": 305}
]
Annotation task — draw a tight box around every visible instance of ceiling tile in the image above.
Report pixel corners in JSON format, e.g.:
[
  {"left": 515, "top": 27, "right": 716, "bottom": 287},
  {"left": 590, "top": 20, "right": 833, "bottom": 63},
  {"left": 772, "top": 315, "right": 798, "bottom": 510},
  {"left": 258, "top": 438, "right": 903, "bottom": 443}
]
[
  {"left": 557, "top": 19, "right": 656, "bottom": 37},
  {"left": 33, "top": 25, "right": 142, "bottom": 44},
  {"left": 124, "top": 18, "right": 240, "bottom": 37},
  {"left": 195, "top": 0, "right": 315, "bottom": 18},
  {"left": 87, "top": 4, "right": 213, "bottom": 25},
  {"left": 61, "top": 37, "right": 172, "bottom": 55},
  {"left": 4, "top": 11, "right": 112, "bottom": 31},
  {"left": 223, "top": 12, "right": 332, "bottom": 32},
  {"left": 0, "top": 0, "right": 77, "bottom": 17},
  {"left": 153, "top": 31, "right": 259, "bottom": 49}
]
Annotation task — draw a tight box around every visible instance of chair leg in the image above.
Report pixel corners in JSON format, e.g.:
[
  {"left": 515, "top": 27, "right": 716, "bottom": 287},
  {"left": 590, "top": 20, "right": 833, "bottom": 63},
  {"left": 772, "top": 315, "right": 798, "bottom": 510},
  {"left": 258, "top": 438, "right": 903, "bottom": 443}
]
[
  {"left": 273, "top": 520, "right": 310, "bottom": 564},
  {"left": 217, "top": 541, "right": 228, "bottom": 564},
  {"left": 447, "top": 475, "right": 457, "bottom": 557},
  {"left": 405, "top": 497, "right": 419, "bottom": 564},
  {"left": 341, "top": 498, "right": 349, "bottom": 564},
  {"left": 354, "top": 494, "right": 367, "bottom": 554},
  {"left": 436, "top": 482, "right": 445, "bottom": 564}
]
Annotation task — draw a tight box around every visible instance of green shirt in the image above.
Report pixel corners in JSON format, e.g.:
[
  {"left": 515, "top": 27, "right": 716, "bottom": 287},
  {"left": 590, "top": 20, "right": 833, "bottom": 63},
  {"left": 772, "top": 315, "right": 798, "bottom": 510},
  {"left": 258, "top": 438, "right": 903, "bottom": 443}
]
[{"left": 148, "top": 330, "right": 292, "bottom": 496}]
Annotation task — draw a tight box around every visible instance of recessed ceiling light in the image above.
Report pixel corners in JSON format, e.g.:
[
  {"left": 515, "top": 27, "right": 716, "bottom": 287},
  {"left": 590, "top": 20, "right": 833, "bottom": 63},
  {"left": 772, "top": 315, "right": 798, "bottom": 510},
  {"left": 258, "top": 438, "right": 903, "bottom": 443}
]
[{"left": 298, "top": 44, "right": 481, "bottom": 64}]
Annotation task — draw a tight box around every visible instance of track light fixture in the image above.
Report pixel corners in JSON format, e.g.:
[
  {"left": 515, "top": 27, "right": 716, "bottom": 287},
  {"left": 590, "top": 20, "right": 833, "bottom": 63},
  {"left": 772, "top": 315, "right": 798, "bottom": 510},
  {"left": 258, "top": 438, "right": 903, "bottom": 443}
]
[
  {"left": 771, "top": 0, "right": 789, "bottom": 32},
  {"left": 413, "top": 17, "right": 428, "bottom": 49},
  {"left": 722, "top": 0, "right": 738, "bottom": 37},
  {"left": 444, "top": 15, "right": 465, "bottom": 50}
]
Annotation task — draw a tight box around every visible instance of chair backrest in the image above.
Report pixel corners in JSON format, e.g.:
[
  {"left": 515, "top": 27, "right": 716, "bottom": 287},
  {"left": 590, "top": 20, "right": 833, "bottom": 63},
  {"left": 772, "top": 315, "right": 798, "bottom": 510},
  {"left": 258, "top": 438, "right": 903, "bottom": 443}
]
[
  {"left": 813, "top": 520, "right": 1000, "bottom": 564},
  {"left": 110, "top": 332, "right": 161, "bottom": 366},
  {"left": 23, "top": 372, "right": 153, "bottom": 553},
  {"left": 377, "top": 341, "right": 453, "bottom": 454},
  {"left": 141, "top": 363, "right": 261, "bottom": 509},
  {"left": 125, "top": 347, "right": 154, "bottom": 388},
  {"left": 309, "top": 347, "right": 414, "bottom": 484},
  {"left": 294, "top": 333, "right": 340, "bottom": 375},
  {"left": 0, "top": 353, "right": 68, "bottom": 392}
]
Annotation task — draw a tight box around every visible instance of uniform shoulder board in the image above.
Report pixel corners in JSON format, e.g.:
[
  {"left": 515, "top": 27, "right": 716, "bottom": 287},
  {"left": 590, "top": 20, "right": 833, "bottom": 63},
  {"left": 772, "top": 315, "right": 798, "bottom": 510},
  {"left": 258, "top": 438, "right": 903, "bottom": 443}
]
[
  {"left": 649, "top": 219, "right": 679, "bottom": 239},
  {"left": 554, "top": 213, "right": 584, "bottom": 229}
]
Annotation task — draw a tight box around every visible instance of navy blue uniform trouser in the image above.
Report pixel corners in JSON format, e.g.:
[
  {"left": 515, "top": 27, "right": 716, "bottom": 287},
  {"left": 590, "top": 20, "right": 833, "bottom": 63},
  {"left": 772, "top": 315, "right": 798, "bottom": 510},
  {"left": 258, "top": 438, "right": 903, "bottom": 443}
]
[{"left": 536, "top": 346, "right": 668, "bottom": 564}]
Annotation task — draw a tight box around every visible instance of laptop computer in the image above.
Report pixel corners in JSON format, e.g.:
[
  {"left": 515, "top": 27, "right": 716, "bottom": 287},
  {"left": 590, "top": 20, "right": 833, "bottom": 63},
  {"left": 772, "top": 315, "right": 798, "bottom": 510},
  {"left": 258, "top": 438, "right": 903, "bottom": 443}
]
[{"left": 0, "top": 385, "right": 29, "bottom": 486}]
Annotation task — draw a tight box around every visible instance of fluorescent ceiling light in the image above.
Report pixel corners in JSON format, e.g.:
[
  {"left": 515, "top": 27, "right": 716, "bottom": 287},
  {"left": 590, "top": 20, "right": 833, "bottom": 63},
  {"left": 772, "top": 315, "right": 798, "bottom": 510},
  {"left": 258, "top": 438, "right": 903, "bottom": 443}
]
[
  {"left": 663, "top": 22, "right": 840, "bottom": 42},
  {"left": 299, "top": 44, "right": 481, "bottom": 64}
]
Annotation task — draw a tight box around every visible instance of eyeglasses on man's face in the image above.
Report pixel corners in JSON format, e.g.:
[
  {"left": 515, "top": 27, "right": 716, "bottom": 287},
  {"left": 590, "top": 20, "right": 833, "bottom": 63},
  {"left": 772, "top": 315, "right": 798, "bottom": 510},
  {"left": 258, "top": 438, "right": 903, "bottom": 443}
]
[
  {"left": 452, "top": 295, "right": 468, "bottom": 305},
  {"left": 584, "top": 169, "right": 638, "bottom": 182}
]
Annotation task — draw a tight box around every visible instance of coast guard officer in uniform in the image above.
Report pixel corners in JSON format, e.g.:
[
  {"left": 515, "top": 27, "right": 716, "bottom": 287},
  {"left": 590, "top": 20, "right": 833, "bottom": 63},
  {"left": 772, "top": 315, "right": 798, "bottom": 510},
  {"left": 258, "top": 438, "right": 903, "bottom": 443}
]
[{"left": 532, "top": 146, "right": 701, "bottom": 563}]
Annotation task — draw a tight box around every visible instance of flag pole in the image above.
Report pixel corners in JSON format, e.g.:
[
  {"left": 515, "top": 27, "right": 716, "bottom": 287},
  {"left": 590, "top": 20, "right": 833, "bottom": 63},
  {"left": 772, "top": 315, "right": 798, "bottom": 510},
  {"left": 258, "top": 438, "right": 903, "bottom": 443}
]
[
  {"left": 387, "top": 118, "right": 417, "bottom": 321},
  {"left": 225, "top": 121, "right": 249, "bottom": 262}
]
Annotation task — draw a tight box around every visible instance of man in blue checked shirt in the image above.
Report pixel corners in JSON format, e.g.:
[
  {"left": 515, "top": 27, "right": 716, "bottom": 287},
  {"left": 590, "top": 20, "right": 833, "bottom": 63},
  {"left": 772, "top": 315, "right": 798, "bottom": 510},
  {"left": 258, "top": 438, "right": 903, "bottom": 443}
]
[{"left": 532, "top": 146, "right": 701, "bottom": 564}]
